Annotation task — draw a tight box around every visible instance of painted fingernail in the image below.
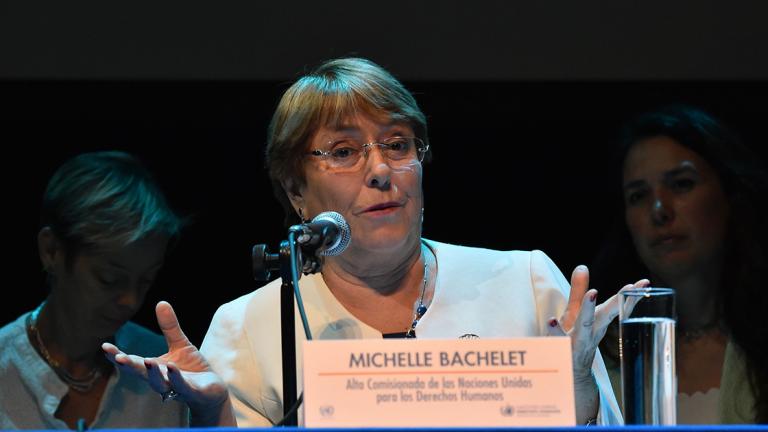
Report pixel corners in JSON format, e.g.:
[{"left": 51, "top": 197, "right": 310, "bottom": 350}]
[
  {"left": 549, "top": 318, "right": 558, "bottom": 328},
  {"left": 590, "top": 292, "right": 597, "bottom": 302}
]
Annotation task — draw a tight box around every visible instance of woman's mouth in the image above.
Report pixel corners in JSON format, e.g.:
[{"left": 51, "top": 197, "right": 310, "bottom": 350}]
[
  {"left": 650, "top": 234, "right": 687, "bottom": 248},
  {"left": 363, "top": 202, "right": 402, "bottom": 215}
]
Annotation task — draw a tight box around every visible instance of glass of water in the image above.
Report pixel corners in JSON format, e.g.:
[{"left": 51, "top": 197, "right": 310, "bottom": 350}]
[{"left": 619, "top": 287, "right": 676, "bottom": 425}]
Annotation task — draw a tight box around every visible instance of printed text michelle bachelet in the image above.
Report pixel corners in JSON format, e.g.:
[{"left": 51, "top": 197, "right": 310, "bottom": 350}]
[{"left": 349, "top": 350, "right": 527, "bottom": 368}]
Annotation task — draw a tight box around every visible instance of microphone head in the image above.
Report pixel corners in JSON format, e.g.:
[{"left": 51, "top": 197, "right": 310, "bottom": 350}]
[{"left": 313, "top": 211, "right": 351, "bottom": 256}]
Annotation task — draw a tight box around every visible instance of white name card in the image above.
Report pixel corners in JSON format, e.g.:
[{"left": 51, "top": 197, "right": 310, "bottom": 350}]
[{"left": 303, "top": 337, "right": 575, "bottom": 427}]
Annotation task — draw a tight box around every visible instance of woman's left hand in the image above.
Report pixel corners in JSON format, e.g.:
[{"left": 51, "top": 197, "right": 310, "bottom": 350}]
[
  {"left": 547, "top": 265, "right": 649, "bottom": 424},
  {"left": 102, "top": 301, "right": 236, "bottom": 427}
]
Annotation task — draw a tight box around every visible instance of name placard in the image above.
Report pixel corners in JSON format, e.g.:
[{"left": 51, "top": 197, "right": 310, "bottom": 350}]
[{"left": 303, "top": 337, "right": 575, "bottom": 427}]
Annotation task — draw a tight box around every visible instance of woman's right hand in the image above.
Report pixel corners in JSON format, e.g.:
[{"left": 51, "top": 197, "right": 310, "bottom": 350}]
[{"left": 102, "top": 301, "right": 236, "bottom": 427}]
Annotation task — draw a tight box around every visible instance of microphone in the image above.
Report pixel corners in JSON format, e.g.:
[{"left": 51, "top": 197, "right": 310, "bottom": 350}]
[{"left": 289, "top": 211, "right": 351, "bottom": 256}]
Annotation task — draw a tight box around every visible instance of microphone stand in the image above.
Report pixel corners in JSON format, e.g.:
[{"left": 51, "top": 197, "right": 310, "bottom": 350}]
[{"left": 252, "top": 234, "right": 320, "bottom": 427}]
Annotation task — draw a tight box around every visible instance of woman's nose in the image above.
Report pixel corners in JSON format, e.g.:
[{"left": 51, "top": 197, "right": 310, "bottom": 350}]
[
  {"left": 364, "top": 146, "right": 392, "bottom": 189},
  {"left": 116, "top": 284, "right": 145, "bottom": 311},
  {"left": 651, "top": 197, "right": 673, "bottom": 226}
]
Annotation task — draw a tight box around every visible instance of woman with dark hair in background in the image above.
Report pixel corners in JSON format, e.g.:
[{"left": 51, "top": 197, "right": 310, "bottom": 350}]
[
  {"left": 0, "top": 151, "right": 233, "bottom": 428},
  {"left": 593, "top": 106, "right": 768, "bottom": 423}
]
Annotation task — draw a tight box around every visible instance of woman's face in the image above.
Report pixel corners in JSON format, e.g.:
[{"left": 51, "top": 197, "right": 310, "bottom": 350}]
[
  {"left": 46, "top": 232, "right": 168, "bottom": 338},
  {"left": 292, "top": 112, "right": 424, "bottom": 256},
  {"left": 622, "top": 135, "right": 730, "bottom": 282}
]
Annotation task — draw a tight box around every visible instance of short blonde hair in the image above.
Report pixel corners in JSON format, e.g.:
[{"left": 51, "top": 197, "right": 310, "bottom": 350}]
[{"left": 265, "top": 57, "right": 429, "bottom": 225}]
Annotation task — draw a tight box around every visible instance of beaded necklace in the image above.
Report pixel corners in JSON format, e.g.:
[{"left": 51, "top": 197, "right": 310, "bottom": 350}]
[{"left": 404, "top": 252, "right": 430, "bottom": 338}]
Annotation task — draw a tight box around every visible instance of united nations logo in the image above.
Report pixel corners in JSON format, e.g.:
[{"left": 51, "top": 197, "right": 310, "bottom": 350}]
[
  {"left": 500, "top": 404, "right": 515, "bottom": 417},
  {"left": 319, "top": 406, "right": 335, "bottom": 417},
  {"left": 458, "top": 333, "right": 480, "bottom": 339}
]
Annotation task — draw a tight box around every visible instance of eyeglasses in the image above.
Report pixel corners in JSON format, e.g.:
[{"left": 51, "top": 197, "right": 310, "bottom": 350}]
[{"left": 308, "top": 136, "right": 429, "bottom": 172}]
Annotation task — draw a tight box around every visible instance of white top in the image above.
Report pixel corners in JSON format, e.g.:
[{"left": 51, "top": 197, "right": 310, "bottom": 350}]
[
  {"left": 678, "top": 388, "right": 720, "bottom": 425},
  {"left": 0, "top": 312, "right": 189, "bottom": 429},
  {"left": 200, "top": 240, "right": 623, "bottom": 426},
  {"left": 606, "top": 339, "right": 757, "bottom": 424}
]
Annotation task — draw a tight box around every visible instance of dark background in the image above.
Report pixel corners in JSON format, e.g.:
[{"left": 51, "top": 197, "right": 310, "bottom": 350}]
[{"left": 3, "top": 1, "right": 768, "bottom": 346}]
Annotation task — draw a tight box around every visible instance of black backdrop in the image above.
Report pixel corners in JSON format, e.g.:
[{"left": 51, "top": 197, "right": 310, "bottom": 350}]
[{"left": 4, "top": 80, "right": 768, "bottom": 345}]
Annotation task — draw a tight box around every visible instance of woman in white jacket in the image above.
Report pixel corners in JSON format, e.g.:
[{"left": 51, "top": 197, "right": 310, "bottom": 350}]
[{"left": 107, "top": 57, "right": 643, "bottom": 427}]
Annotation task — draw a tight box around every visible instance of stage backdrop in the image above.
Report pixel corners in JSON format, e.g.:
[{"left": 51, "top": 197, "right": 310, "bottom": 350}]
[{"left": 4, "top": 80, "right": 767, "bottom": 344}]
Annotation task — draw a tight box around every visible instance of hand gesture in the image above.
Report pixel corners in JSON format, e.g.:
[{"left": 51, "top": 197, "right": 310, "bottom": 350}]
[
  {"left": 546, "top": 265, "right": 649, "bottom": 424},
  {"left": 102, "top": 301, "right": 235, "bottom": 426}
]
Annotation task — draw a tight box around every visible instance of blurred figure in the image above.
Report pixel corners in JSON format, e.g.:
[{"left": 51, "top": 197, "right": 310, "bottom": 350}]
[
  {"left": 594, "top": 106, "right": 768, "bottom": 423},
  {"left": 0, "top": 151, "right": 193, "bottom": 428}
]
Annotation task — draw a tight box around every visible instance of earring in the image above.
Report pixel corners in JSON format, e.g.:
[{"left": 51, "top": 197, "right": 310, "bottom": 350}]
[
  {"left": 298, "top": 207, "right": 307, "bottom": 223},
  {"left": 421, "top": 207, "right": 425, "bottom": 225}
]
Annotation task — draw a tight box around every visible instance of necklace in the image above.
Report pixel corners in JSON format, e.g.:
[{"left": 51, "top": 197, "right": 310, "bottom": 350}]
[
  {"left": 27, "top": 303, "right": 102, "bottom": 393},
  {"left": 405, "top": 251, "right": 430, "bottom": 338}
]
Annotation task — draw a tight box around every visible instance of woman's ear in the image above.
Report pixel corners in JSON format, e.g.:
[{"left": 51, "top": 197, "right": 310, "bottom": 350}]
[
  {"left": 280, "top": 178, "right": 305, "bottom": 217},
  {"left": 38, "top": 227, "right": 62, "bottom": 274}
]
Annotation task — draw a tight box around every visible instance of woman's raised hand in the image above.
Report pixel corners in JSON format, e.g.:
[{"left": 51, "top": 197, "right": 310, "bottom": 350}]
[
  {"left": 102, "top": 301, "right": 236, "bottom": 427},
  {"left": 547, "top": 265, "right": 649, "bottom": 424}
]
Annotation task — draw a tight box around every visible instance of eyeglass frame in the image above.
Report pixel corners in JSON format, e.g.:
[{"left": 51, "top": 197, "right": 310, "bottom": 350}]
[{"left": 307, "top": 136, "right": 429, "bottom": 170}]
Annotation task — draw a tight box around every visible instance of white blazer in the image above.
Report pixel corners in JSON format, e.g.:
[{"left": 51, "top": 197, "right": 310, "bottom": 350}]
[{"left": 200, "top": 240, "right": 623, "bottom": 426}]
